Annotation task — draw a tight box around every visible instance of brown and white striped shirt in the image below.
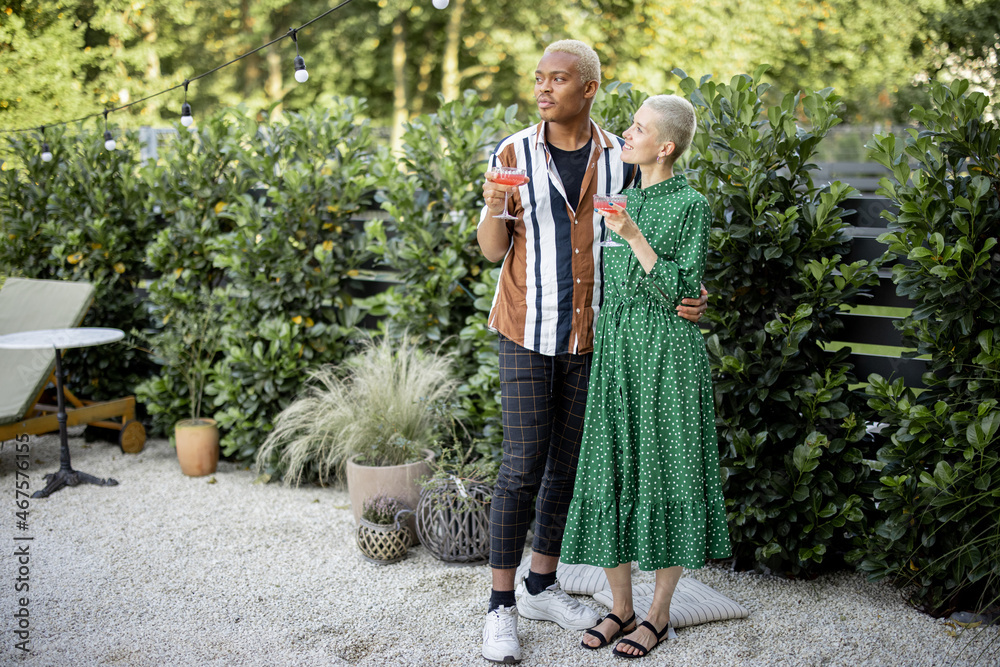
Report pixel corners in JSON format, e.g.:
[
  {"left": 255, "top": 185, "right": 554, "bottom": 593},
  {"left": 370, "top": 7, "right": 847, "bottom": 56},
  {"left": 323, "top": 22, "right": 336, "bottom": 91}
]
[{"left": 479, "top": 121, "right": 636, "bottom": 356}]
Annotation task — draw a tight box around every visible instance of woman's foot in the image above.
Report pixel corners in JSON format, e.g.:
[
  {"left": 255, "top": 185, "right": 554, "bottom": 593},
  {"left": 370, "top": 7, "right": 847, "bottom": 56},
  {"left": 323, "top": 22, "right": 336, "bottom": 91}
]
[
  {"left": 612, "top": 619, "right": 670, "bottom": 658},
  {"left": 581, "top": 611, "right": 636, "bottom": 649}
]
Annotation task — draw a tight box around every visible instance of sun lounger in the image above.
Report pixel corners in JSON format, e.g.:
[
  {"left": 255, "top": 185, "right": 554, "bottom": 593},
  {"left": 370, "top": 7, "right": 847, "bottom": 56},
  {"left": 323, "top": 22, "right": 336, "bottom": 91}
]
[{"left": 0, "top": 277, "right": 146, "bottom": 452}]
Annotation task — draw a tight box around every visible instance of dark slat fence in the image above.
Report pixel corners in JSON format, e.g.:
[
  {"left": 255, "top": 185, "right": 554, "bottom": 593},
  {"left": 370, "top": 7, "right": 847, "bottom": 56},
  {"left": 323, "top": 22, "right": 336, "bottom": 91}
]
[{"left": 821, "top": 163, "right": 925, "bottom": 388}]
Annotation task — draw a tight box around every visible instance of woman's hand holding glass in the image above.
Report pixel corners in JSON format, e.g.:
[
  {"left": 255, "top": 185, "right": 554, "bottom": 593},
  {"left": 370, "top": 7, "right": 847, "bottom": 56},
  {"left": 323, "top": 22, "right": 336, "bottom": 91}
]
[{"left": 597, "top": 195, "right": 640, "bottom": 247}]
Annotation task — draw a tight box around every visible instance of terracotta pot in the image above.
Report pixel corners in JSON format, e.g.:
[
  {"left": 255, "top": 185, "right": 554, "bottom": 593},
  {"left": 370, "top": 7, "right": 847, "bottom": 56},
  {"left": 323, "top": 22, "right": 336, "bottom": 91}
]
[
  {"left": 175, "top": 418, "right": 220, "bottom": 477},
  {"left": 345, "top": 450, "right": 433, "bottom": 544}
]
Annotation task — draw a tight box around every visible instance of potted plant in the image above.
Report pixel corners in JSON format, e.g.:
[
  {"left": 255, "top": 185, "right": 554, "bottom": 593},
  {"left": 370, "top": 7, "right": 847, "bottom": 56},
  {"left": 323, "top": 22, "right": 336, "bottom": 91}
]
[
  {"left": 135, "top": 290, "right": 224, "bottom": 477},
  {"left": 356, "top": 493, "right": 413, "bottom": 564},
  {"left": 416, "top": 434, "right": 498, "bottom": 563},
  {"left": 254, "top": 332, "right": 458, "bottom": 541}
]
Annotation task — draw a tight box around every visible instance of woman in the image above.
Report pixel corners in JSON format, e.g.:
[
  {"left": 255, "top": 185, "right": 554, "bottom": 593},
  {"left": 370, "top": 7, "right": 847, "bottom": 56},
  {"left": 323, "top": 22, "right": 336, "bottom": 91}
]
[{"left": 560, "top": 95, "right": 731, "bottom": 659}]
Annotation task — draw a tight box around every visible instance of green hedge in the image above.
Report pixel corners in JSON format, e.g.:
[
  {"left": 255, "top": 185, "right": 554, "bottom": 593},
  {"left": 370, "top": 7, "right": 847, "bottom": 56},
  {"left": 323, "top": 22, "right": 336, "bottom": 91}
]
[
  {"left": 854, "top": 80, "right": 1000, "bottom": 617},
  {"left": 362, "top": 91, "right": 518, "bottom": 455},
  {"left": 678, "top": 67, "right": 881, "bottom": 576},
  {"left": 0, "top": 124, "right": 157, "bottom": 402}
]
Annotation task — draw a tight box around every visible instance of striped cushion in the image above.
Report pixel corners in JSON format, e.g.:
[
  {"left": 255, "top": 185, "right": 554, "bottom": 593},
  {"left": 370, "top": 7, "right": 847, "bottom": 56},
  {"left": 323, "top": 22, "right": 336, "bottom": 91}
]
[
  {"left": 593, "top": 577, "right": 749, "bottom": 628},
  {"left": 515, "top": 558, "right": 610, "bottom": 595},
  {"left": 516, "top": 555, "right": 748, "bottom": 629}
]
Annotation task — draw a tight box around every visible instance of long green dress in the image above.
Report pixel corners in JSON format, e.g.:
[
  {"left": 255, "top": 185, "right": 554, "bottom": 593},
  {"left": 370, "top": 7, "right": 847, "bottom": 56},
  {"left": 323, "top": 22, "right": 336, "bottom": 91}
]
[{"left": 561, "top": 174, "right": 731, "bottom": 571}]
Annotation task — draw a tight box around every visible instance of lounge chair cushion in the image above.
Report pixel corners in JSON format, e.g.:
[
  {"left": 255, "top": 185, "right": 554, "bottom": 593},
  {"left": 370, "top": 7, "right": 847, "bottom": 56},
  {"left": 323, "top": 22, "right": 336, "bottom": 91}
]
[{"left": 0, "top": 278, "right": 94, "bottom": 425}]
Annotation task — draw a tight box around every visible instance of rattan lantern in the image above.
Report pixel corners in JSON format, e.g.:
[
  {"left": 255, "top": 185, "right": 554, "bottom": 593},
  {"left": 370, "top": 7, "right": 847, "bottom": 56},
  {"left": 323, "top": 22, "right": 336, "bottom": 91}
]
[
  {"left": 415, "top": 476, "right": 492, "bottom": 563},
  {"left": 356, "top": 508, "right": 413, "bottom": 564}
]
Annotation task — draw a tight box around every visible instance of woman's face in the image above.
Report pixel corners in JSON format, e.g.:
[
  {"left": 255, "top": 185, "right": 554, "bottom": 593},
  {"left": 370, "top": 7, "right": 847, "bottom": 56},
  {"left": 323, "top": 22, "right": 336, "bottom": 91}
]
[{"left": 622, "top": 105, "right": 672, "bottom": 166}]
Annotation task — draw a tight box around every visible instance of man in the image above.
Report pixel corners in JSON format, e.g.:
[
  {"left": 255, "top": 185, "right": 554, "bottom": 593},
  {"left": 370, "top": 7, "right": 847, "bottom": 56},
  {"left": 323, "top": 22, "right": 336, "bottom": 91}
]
[{"left": 477, "top": 40, "right": 707, "bottom": 664}]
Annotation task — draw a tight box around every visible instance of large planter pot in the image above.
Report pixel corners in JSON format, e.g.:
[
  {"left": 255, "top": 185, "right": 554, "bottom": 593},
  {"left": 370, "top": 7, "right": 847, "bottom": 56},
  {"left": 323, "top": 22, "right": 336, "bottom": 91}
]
[
  {"left": 174, "top": 418, "right": 220, "bottom": 477},
  {"left": 416, "top": 477, "right": 492, "bottom": 563},
  {"left": 345, "top": 450, "right": 433, "bottom": 545}
]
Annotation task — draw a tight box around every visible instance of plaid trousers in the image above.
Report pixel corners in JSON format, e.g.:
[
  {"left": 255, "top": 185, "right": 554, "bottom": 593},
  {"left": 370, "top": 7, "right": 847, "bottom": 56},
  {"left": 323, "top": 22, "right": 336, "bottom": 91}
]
[{"left": 490, "top": 335, "right": 592, "bottom": 570}]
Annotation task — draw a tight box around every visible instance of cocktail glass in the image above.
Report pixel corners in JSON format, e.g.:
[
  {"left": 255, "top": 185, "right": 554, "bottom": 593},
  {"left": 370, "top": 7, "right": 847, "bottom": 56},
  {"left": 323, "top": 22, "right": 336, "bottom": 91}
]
[
  {"left": 492, "top": 166, "right": 529, "bottom": 221},
  {"left": 594, "top": 193, "right": 628, "bottom": 247}
]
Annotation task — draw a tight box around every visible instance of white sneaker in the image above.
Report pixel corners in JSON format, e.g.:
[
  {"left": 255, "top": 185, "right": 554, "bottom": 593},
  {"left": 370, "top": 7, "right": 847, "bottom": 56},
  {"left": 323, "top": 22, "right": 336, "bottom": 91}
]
[
  {"left": 482, "top": 605, "right": 522, "bottom": 664},
  {"left": 515, "top": 579, "right": 601, "bottom": 630}
]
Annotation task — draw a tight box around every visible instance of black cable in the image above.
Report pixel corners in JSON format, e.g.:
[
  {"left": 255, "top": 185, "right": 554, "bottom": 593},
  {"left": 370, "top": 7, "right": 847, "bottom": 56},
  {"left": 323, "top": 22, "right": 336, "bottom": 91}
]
[{"left": 0, "top": 0, "right": 362, "bottom": 135}]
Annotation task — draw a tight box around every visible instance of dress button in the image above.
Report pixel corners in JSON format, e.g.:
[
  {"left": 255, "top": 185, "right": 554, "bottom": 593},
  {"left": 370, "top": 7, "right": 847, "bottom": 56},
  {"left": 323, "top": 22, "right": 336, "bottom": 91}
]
[
  {"left": 576, "top": 278, "right": 581, "bottom": 284},
  {"left": 574, "top": 248, "right": 579, "bottom": 254},
  {"left": 576, "top": 308, "right": 580, "bottom": 313}
]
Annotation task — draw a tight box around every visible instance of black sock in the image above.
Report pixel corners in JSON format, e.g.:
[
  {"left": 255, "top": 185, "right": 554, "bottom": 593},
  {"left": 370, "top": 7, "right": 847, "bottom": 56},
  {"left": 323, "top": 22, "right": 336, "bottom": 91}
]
[
  {"left": 489, "top": 588, "right": 517, "bottom": 612},
  {"left": 524, "top": 570, "right": 557, "bottom": 596}
]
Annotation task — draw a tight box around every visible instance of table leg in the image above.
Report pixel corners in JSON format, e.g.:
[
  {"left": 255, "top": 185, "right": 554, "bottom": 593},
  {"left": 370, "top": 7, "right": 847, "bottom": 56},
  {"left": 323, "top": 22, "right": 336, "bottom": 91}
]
[{"left": 31, "top": 349, "right": 118, "bottom": 499}]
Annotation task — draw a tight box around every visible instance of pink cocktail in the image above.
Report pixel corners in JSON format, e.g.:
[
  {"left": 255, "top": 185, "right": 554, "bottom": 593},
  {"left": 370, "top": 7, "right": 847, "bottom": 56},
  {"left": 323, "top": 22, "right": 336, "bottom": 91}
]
[
  {"left": 594, "top": 193, "right": 628, "bottom": 247},
  {"left": 494, "top": 172, "right": 529, "bottom": 187},
  {"left": 491, "top": 166, "right": 528, "bottom": 221},
  {"left": 593, "top": 193, "right": 627, "bottom": 213}
]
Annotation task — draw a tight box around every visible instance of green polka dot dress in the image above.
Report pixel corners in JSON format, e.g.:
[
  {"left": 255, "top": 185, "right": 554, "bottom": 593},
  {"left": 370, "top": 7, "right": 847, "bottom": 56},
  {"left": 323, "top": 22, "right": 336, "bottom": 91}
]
[{"left": 562, "top": 174, "right": 731, "bottom": 571}]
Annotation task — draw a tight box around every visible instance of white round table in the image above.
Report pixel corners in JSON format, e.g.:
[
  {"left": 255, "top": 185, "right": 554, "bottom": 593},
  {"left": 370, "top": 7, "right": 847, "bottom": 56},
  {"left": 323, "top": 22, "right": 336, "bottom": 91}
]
[{"left": 0, "top": 328, "right": 125, "bottom": 498}]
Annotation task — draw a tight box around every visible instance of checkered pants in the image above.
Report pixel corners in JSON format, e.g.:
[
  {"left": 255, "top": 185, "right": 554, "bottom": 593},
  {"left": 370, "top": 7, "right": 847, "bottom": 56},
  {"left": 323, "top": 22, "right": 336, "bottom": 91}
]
[{"left": 490, "top": 335, "right": 592, "bottom": 571}]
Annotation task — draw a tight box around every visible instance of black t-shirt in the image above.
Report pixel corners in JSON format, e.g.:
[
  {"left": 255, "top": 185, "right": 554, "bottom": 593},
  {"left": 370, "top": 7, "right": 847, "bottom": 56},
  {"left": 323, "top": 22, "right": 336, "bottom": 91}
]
[{"left": 547, "top": 139, "right": 592, "bottom": 211}]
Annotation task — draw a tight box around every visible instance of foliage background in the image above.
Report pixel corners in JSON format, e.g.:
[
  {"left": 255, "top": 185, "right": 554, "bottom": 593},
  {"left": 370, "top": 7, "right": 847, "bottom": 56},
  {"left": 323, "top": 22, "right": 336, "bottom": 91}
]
[{"left": 2, "top": 0, "right": 998, "bottom": 142}]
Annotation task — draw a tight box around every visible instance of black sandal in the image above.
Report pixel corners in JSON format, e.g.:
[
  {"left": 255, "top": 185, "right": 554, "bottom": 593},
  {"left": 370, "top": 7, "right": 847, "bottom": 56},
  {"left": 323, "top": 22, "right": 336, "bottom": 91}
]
[
  {"left": 612, "top": 620, "right": 670, "bottom": 659},
  {"left": 581, "top": 612, "right": 636, "bottom": 650}
]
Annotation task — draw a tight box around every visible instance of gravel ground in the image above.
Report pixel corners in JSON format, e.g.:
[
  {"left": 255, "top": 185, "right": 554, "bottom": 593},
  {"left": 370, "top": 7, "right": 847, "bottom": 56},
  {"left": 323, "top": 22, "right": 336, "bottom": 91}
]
[{"left": 1, "top": 431, "right": 997, "bottom": 666}]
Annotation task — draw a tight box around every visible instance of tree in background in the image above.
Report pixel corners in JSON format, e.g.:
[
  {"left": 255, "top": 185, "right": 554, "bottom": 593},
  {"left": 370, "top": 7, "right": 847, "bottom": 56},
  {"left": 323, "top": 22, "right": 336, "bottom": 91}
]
[
  {"left": 0, "top": 0, "right": 979, "bottom": 137},
  {"left": 923, "top": 0, "right": 1000, "bottom": 115}
]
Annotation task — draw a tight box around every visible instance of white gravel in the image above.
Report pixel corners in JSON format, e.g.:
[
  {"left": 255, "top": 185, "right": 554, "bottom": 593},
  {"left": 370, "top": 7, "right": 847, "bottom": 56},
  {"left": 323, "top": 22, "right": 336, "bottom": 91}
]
[{"left": 1, "top": 431, "right": 997, "bottom": 666}]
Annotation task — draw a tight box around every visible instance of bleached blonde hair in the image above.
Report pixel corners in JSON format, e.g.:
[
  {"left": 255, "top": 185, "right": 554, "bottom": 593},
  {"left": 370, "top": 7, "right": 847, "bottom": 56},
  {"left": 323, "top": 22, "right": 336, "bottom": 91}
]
[
  {"left": 642, "top": 94, "right": 697, "bottom": 159},
  {"left": 543, "top": 40, "right": 601, "bottom": 86}
]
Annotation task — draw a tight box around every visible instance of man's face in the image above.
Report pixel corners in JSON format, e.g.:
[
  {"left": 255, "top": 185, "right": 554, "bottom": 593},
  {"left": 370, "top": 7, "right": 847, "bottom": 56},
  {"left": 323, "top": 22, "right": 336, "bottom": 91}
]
[{"left": 533, "top": 52, "right": 594, "bottom": 124}]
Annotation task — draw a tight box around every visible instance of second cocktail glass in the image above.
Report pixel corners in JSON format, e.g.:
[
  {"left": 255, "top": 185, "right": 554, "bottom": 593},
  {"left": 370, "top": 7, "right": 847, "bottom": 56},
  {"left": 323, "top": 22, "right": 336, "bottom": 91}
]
[{"left": 594, "top": 193, "right": 628, "bottom": 247}]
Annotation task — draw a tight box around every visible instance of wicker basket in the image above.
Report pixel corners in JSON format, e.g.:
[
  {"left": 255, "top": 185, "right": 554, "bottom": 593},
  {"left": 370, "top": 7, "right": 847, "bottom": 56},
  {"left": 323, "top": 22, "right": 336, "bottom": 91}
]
[
  {"left": 356, "top": 516, "right": 411, "bottom": 564},
  {"left": 416, "top": 477, "right": 492, "bottom": 563}
]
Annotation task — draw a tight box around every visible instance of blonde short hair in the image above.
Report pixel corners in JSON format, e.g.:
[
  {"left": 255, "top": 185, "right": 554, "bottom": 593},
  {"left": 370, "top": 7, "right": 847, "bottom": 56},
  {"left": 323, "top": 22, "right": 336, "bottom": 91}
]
[
  {"left": 543, "top": 40, "right": 601, "bottom": 86},
  {"left": 642, "top": 95, "right": 697, "bottom": 159}
]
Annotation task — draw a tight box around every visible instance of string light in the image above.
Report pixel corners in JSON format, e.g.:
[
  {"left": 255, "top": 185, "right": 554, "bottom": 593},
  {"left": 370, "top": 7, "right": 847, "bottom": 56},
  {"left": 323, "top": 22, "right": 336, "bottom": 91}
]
[
  {"left": 40, "top": 126, "right": 53, "bottom": 162},
  {"left": 180, "top": 80, "right": 194, "bottom": 127},
  {"left": 290, "top": 29, "right": 309, "bottom": 84},
  {"left": 0, "top": 0, "right": 438, "bottom": 143},
  {"left": 103, "top": 111, "right": 116, "bottom": 151}
]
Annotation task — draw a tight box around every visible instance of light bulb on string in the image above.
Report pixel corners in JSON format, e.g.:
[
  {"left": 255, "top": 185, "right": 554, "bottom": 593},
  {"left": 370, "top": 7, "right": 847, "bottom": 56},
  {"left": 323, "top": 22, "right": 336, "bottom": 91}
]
[
  {"left": 40, "top": 126, "right": 52, "bottom": 162},
  {"left": 180, "top": 80, "right": 194, "bottom": 127},
  {"left": 103, "top": 111, "right": 116, "bottom": 151},
  {"left": 294, "top": 56, "right": 309, "bottom": 83},
  {"left": 432, "top": 0, "right": 449, "bottom": 9},
  {"left": 290, "top": 29, "right": 309, "bottom": 83}
]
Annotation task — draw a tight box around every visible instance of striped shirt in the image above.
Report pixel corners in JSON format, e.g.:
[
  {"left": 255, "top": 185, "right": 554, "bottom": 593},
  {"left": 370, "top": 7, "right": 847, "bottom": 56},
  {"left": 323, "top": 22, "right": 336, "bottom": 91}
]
[{"left": 479, "top": 121, "right": 636, "bottom": 356}]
